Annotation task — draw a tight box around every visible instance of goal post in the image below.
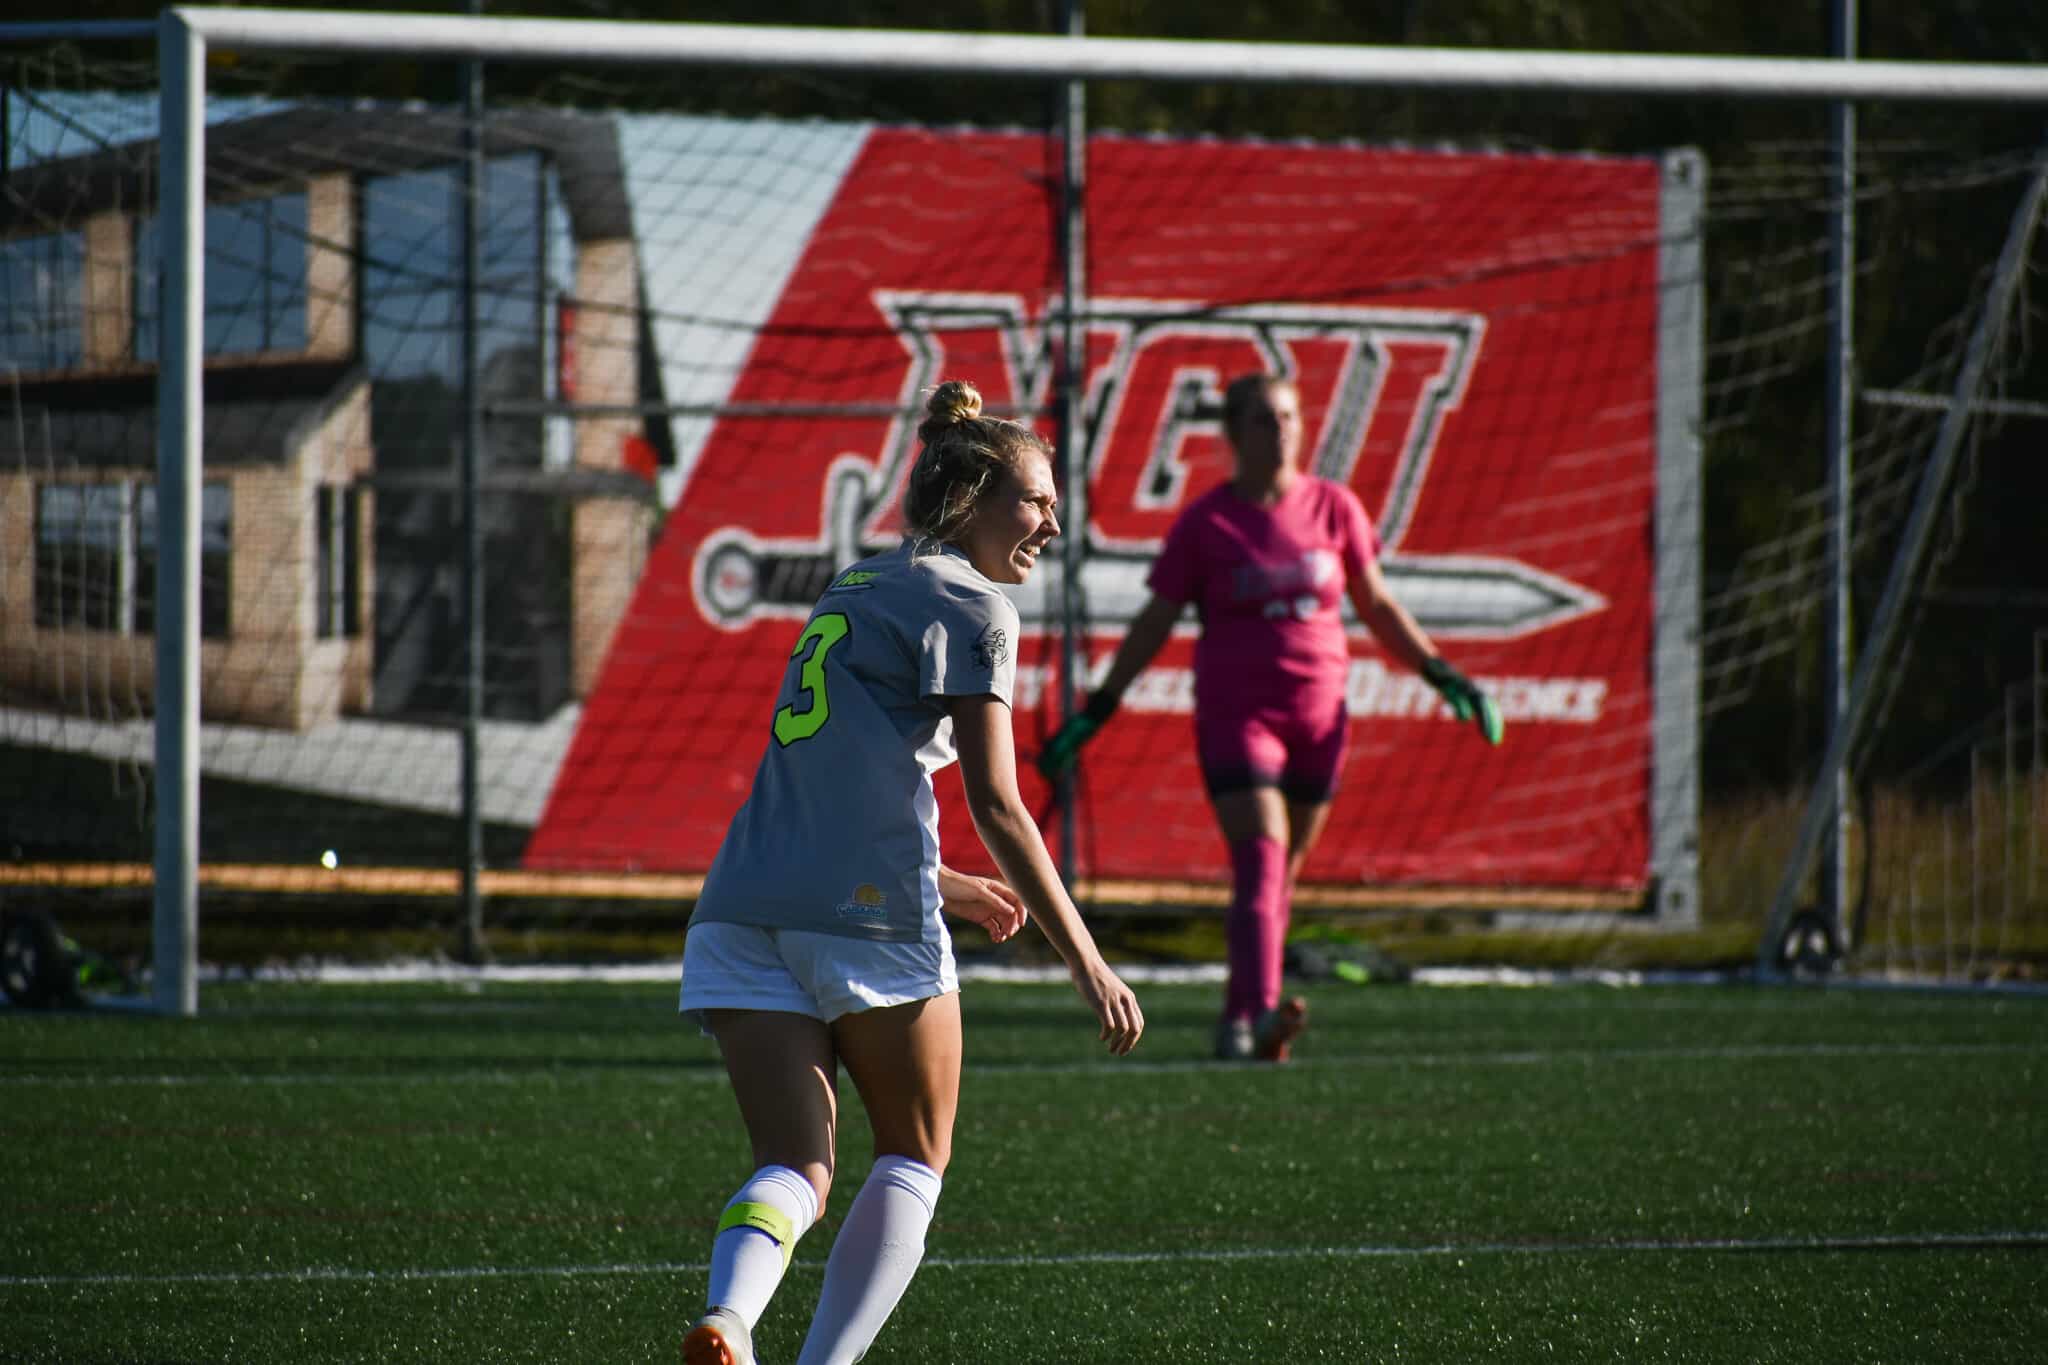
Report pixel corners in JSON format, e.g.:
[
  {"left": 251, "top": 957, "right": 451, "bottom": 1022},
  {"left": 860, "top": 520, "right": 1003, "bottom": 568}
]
[
  {"left": 4, "top": 12, "right": 2043, "bottom": 1012},
  {"left": 155, "top": 14, "right": 205, "bottom": 1017}
]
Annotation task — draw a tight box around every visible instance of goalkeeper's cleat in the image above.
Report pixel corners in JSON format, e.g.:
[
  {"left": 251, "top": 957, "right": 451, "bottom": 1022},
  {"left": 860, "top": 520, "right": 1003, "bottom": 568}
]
[
  {"left": 1253, "top": 996, "right": 1309, "bottom": 1063},
  {"left": 1213, "top": 1016, "right": 1256, "bottom": 1061},
  {"left": 683, "top": 1307, "right": 754, "bottom": 1365},
  {"left": 1422, "top": 657, "right": 1505, "bottom": 746}
]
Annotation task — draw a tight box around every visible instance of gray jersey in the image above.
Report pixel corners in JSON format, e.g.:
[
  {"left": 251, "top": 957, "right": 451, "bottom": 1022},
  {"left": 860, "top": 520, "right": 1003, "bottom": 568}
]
[{"left": 691, "top": 539, "right": 1019, "bottom": 944}]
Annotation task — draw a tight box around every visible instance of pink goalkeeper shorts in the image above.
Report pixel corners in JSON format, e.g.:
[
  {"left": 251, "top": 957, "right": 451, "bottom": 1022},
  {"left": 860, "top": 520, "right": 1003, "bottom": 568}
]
[{"left": 1194, "top": 698, "right": 1350, "bottom": 804}]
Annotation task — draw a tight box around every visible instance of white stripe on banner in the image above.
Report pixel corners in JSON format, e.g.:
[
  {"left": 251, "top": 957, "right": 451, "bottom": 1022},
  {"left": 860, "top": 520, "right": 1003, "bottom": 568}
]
[{"left": 616, "top": 115, "right": 871, "bottom": 507}]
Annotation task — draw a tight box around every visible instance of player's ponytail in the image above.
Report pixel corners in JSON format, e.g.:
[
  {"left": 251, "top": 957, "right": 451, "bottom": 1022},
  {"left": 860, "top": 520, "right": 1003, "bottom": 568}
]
[
  {"left": 915, "top": 379, "right": 983, "bottom": 447},
  {"left": 902, "top": 379, "right": 1050, "bottom": 548}
]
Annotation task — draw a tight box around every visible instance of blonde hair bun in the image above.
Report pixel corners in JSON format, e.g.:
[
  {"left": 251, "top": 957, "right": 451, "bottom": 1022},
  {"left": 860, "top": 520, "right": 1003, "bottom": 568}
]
[{"left": 918, "top": 380, "right": 984, "bottom": 446}]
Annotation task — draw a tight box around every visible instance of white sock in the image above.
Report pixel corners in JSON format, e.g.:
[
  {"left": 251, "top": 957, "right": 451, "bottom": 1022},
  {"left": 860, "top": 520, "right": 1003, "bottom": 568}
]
[
  {"left": 705, "top": 1164, "right": 819, "bottom": 1329},
  {"left": 794, "top": 1156, "right": 943, "bottom": 1365}
]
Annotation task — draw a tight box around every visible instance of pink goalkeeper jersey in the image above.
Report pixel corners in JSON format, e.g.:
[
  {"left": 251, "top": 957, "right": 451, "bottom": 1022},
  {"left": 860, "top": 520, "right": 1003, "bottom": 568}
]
[{"left": 1147, "top": 476, "right": 1380, "bottom": 717}]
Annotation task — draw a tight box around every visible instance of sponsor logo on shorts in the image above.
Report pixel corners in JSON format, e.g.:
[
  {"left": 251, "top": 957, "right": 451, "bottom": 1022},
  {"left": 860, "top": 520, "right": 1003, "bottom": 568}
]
[{"left": 834, "top": 882, "right": 889, "bottom": 924}]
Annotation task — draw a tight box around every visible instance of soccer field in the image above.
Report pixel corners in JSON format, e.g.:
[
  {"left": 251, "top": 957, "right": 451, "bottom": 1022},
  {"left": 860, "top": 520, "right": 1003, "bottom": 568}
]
[{"left": 4, "top": 976, "right": 2044, "bottom": 1363}]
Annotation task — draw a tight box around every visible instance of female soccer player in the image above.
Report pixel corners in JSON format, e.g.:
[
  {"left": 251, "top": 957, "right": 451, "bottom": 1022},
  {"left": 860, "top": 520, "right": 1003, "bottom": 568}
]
[
  {"left": 1038, "top": 372, "right": 1500, "bottom": 1063},
  {"left": 679, "top": 380, "right": 1145, "bottom": 1365}
]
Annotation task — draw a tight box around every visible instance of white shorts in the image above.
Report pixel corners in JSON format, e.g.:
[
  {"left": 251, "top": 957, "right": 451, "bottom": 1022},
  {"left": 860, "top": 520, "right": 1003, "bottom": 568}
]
[{"left": 679, "top": 920, "right": 959, "bottom": 1027}]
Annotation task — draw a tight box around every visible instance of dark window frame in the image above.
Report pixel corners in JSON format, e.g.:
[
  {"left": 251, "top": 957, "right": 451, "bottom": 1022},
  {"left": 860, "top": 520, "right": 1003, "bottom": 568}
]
[
  {"left": 0, "top": 229, "right": 86, "bottom": 371},
  {"left": 314, "top": 483, "right": 363, "bottom": 641},
  {"left": 135, "top": 189, "right": 311, "bottom": 362},
  {"left": 35, "top": 478, "right": 232, "bottom": 640}
]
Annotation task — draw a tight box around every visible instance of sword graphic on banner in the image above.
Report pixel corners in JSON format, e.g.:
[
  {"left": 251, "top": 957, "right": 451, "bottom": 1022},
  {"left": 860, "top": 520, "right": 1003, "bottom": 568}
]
[
  {"left": 692, "top": 296, "right": 1606, "bottom": 638},
  {"left": 694, "top": 471, "right": 1602, "bottom": 638}
]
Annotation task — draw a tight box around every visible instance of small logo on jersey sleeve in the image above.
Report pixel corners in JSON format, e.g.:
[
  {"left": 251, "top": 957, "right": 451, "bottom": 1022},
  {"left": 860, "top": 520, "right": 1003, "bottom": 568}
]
[{"left": 972, "top": 624, "right": 1009, "bottom": 672}]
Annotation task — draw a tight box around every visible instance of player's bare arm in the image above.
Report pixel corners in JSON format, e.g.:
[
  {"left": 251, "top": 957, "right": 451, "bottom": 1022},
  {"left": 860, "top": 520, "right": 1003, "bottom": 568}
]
[
  {"left": 947, "top": 693, "right": 1145, "bottom": 1055},
  {"left": 1036, "top": 593, "right": 1185, "bottom": 781},
  {"left": 1089, "top": 592, "right": 1184, "bottom": 709},
  {"left": 1349, "top": 559, "right": 1504, "bottom": 745},
  {"left": 1345, "top": 557, "right": 1437, "bottom": 672},
  {"left": 935, "top": 863, "right": 1028, "bottom": 943}
]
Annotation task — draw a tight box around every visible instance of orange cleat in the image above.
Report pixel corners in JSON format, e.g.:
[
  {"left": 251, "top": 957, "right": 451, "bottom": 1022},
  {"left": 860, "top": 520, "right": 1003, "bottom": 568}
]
[
  {"left": 1253, "top": 996, "right": 1309, "bottom": 1063},
  {"left": 683, "top": 1307, "right": 753, "bottom": 1365}
]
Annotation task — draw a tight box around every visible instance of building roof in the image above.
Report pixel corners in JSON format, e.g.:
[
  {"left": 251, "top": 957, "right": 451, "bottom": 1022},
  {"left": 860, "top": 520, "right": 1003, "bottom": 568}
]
[
  {"left": 1, "top": 360, "right": 366, "bottom": 470},
  {"left": 2, "top": 103, "right": 630, "bottom": 241}
]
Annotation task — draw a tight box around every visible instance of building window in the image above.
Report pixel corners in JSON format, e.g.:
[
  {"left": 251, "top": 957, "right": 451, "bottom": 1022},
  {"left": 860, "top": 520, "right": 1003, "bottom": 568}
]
[
  {"left": 135, "top": 192, "right": 310, "bottom": 361},
  {"left": 315, "top": 484, "right": 362, "bottom": 639},
  {"left": 0, "top": 231, "right": 85, "bottom": 371},
  {"left": 36, "top": 480, "right": 231, "bottom": 638},
  {"left": 34, "top": 483, "right": 128, "bottom": 631}
]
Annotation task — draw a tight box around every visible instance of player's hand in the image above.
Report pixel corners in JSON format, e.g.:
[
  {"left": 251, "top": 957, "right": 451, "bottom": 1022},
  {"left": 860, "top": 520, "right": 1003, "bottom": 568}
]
[
  {"left": 937, "top": 867, "right": 1029, "bottom": 944},
  {"left": 1423, "top": 656, "right": 1504, "bottom": 746},
  {"left": 1070, "top": 956, "right": 1144, "bottom": 1055},
  {"left": 1035, "top": 696, "right": 1113, "bottom": 782}
]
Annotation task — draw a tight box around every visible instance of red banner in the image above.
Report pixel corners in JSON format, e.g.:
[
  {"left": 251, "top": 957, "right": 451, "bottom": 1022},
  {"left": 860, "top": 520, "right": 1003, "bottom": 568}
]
[{"left": 528, "top": 128, "right": 1663, "bottom": 891}]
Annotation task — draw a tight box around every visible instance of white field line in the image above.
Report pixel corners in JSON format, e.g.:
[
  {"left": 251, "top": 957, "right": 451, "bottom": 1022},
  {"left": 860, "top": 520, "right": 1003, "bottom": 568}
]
[
  {"left": 192, "top": 961, "right": 1234, "bottom": 987},
  {"left": 7, "top": 1230, "right": 2047, "bottom": 1290},
  {"left": 0, "top": 1039, "right": 2038, "bottom": 1089},
  {"left": 172, "top": 959, "right": 2048, "bottom": 995},
  {"left": 202, "top": 962, "right": 1721, "bottom": 987}
]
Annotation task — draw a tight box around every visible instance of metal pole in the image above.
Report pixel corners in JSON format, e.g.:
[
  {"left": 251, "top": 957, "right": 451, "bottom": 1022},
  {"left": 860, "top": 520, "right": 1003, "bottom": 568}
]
[
  {"left": 0, "top": 21, "right": 157, "bottom": 40},
  {"left": 1652, "top": 149, "right": 1705, "bottom": 929},
  {"left": 152, "top": 11, "right": 203, "bottom": 1016},
  {"left": 1819, "top": 0, "right": 1856, "bottom": 947},
  {"left": 457, "top": 3, "right": 488, "bottom": 962},
  {"left": 2004, "top": 684, "right": 2018, "bottom": 958},
  {"left": 1055, "top": 0, "right": 1088, "bottom": 885},
  {"left": 1759, "top": 153, "right": 2048, "bottom": 970},
  {"left": 2033, "top": 629, "right": 2044, "bottom": 902}
]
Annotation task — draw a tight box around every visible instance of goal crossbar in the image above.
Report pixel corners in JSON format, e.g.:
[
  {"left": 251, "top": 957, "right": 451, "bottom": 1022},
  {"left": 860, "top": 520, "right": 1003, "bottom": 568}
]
[{"left": 168, "top": 7, "right": 2048, "bottom": 105}]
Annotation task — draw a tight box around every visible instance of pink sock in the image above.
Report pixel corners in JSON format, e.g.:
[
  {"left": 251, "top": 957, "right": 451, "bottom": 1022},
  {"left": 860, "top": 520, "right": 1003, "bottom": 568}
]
[{"left": 1224, "top": 834, "right": 1289, "bottom": 1020}]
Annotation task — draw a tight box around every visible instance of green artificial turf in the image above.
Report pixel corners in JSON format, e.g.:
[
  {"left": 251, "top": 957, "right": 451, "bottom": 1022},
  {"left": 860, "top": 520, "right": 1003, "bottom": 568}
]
[{"left": 3, "top": 979, "right": 2043, "bottom": 1362}]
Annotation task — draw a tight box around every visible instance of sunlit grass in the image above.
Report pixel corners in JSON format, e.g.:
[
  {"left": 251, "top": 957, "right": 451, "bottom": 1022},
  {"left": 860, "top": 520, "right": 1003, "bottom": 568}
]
[{"left": 3, "top": 979, "right": 2043, "bottom": 1363}]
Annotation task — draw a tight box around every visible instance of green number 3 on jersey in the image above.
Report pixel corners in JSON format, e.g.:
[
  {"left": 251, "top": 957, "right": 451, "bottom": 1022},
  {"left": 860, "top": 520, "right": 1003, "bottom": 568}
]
[{"left": 773, "top": 612, "right": 850, "bottom": 746}]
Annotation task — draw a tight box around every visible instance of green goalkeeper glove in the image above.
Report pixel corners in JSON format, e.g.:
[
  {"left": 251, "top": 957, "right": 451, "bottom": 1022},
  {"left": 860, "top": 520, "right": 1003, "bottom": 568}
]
[
  {"left": 1422, "top": 657, "right": 1504, "bottom": 746},
  {"left": 1036, "top": 694, "right": 1117, "bottom": 781}
]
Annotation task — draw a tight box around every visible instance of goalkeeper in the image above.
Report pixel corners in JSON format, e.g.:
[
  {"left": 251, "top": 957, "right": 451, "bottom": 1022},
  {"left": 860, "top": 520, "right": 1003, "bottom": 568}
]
[{"left": 1038, "top": 372, "right": 1501, "bottom": 1063}]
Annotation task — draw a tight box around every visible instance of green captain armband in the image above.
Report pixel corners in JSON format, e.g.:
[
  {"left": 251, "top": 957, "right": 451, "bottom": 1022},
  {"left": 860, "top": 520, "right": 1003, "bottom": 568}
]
[{"left": 716, "top": 1201, "right": 799, "bottom": 1269}]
